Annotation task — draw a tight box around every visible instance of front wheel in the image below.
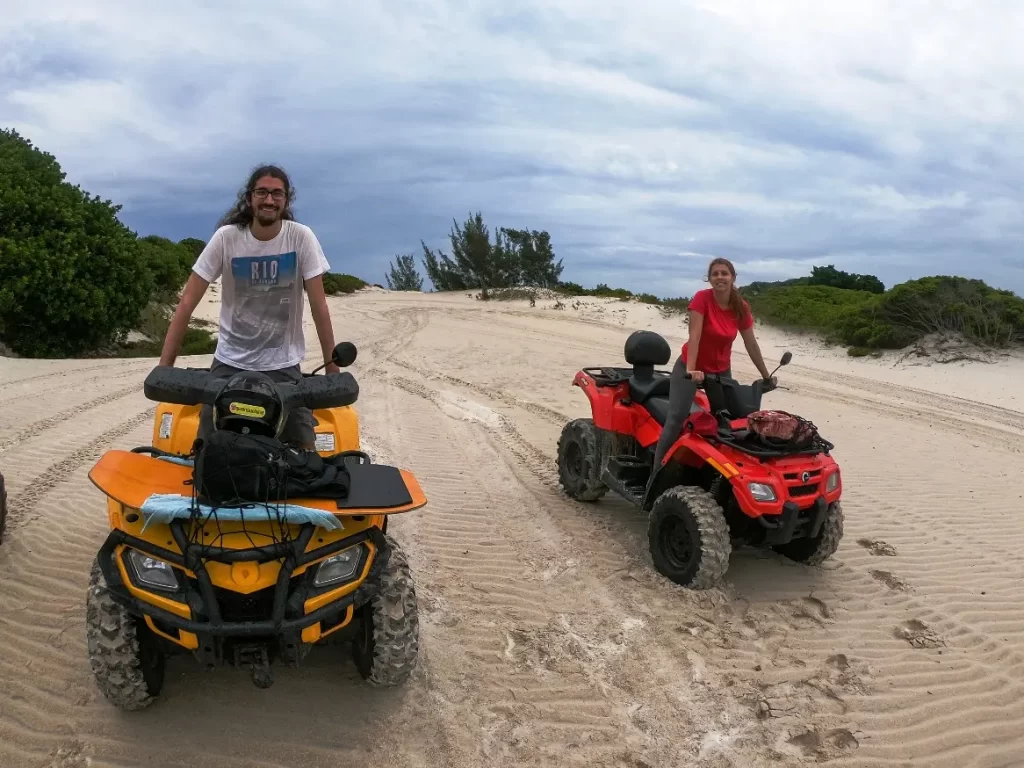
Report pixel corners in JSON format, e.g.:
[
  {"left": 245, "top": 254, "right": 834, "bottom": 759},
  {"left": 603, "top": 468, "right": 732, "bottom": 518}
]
[
  {"left": 85, "top": 559, "right": 166, "bottom": 710},
  {"left": 647, "top": 486, "right": 732, "bottom": 589},
  {"left": 556, "top": 418, "right": 607, "bottom": 502},
  {"left": 772, "top": 501, "right": 844, "bottom": 565},
  {"left": 352, "top": 535, "right": 419, "bottom": 686}
]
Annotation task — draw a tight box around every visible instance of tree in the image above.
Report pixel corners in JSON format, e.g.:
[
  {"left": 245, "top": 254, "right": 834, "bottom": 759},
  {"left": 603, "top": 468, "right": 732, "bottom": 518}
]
[
  {"left": 0, "top": 129, "right": 154, "bottom": 357},
  {"left": 137, "top": 235, "right": 195, "bottom": 301},
  {"left": 419, "top": 211, "right": 563, "bottom": 292},
  {"left": 808, "top": 264, "right": 885, "bottom": 294},
  {"left": 385, "top": 253, "right": 424, "bottom": 291},
  {"left": 178, "top": 237, "right": 206, "bottom": 262}
]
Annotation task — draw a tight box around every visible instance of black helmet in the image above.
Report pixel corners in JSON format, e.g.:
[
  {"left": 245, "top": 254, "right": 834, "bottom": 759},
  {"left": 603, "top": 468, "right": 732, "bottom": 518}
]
[{"left": 212, "top": 371, "right": 284, "bottom": 438}]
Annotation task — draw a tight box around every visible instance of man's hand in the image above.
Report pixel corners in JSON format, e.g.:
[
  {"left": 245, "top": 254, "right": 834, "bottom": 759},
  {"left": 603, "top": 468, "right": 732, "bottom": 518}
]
[{"left": 325, "top": 362, "right": 341, "bottom": 375}]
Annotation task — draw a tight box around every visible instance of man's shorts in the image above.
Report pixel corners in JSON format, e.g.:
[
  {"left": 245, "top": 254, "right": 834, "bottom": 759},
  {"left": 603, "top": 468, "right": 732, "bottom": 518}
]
[{"left": 197, "top": 359, "right": 315, "bottom": 449}]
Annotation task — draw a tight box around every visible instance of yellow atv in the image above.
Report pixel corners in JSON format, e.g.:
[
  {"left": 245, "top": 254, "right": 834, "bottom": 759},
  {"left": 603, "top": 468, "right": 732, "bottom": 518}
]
[{"left": 84, "top": 342, "right": 426, "bottom": 710}]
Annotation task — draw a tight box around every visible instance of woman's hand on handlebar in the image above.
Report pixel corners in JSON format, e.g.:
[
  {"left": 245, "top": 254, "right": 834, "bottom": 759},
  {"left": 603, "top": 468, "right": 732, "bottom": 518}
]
[
  {"left": 687, "top": 369, "right": 705, "bottom": 383},
  {"left": 762, "top": 375, "right": 778, "bottom": 391}
]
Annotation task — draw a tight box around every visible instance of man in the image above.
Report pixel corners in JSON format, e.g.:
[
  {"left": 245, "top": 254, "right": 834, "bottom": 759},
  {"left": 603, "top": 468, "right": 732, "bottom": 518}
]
[{"left": 159, "top": 164, "right": 339, "bottom": 450}]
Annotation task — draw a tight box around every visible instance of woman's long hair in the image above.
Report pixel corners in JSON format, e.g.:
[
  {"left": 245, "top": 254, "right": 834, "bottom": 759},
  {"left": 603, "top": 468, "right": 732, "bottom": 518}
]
[
  {"left": 217, "top": 164, "right": 297, "bottom": 228},
  {"left": 707, "top": 257, "right": 750, "bottom": 325}
]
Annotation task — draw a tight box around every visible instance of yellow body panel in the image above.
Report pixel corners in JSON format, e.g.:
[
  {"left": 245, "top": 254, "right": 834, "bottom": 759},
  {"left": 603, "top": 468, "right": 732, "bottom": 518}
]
[{"left": 151, "top": 402, "right": 361, "bottom": 457}]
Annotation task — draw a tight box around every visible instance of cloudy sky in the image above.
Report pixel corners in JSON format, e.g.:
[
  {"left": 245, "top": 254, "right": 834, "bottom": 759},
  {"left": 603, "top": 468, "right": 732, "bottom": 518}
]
[{"left": 4, "top": 1, "right": 1024, "bottom": 297}]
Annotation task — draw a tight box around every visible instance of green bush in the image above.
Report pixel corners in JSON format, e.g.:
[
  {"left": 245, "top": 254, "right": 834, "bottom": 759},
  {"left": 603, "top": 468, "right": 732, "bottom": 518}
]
[
  {"left": 114, "top": 322, "right": 216, "bottom": 358},
  {"left": 743, "top": 272, "right": 1024, "bottom": 353},
  {"left": 876, "top": 276, "right": 1024, "bottom": 347},
  {"left": 555, "top": 281, "right": 587, "bottom": 296},
  {"left": 0, "top": 129, "right": 154, "bottom": 357},
  {"left": 322, "top": 272, "right": 367, "bottom": 295},
  {"left": 137, "top": 235, "right": 196, "bottom": 302},
  {"left": 745, "top": 285, "right": 878, "bottom": 332}
]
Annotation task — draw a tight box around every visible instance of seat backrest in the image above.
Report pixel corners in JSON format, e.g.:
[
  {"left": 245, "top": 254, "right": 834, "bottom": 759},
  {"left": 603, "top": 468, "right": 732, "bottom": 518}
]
[{"left": 624, "top": 331, "right": 672, "bottom": 368}]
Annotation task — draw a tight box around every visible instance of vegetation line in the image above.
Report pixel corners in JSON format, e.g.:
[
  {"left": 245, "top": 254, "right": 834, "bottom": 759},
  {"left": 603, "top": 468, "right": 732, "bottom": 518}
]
[{"left": 3, "top": 127, "right": 1022, "bottom": 361}]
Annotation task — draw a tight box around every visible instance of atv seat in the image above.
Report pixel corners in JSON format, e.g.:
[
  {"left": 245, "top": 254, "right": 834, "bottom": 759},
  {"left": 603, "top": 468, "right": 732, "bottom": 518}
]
[
  {"left": 629, "top": 372, "right": 671, "bottom": 404},
  {"left": 643, "top": 396, "right": 703, "bottom": 426}
]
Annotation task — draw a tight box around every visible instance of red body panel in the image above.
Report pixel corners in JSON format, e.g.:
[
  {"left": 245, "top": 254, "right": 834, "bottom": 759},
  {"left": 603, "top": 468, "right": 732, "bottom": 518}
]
[{"left": 572, "top": 372, "right": 841, "bottom": 520}]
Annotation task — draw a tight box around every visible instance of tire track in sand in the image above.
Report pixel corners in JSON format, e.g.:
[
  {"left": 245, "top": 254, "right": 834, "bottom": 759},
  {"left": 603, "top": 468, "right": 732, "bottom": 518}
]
[
  {"left": 4, "top": 407, "right": 156, "bottom": 535},
  {"left": 361, "top": 371, "right": 829, "bottom": 767},
  {"left": 0, "top": 382, "right": 147, "bottom": 455}
]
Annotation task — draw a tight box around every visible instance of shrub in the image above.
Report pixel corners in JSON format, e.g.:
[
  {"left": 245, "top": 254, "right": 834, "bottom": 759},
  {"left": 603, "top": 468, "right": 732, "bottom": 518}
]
[
  {"left": 322, "top": 272, "right": 367, "bottom": 295},
  {"left": 876, "top": 276, "right": 1024, "bottom": 347},
  {"left": 745, "top": 285, "right": 878, "bottom": 332},
  {"left": 137, "top": 235, "right": 195, "bottom": 302},
  {"left": 555, "top": 281, "right": 587, "bottom": 296},
  {"left": 0, "top": 129, "right": 154, "bottom": 357}
]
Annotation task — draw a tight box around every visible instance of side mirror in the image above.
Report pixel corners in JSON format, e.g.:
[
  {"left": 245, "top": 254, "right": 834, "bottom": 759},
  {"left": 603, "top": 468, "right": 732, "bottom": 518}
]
[
  {"left": 780, "top": 351, "right": 792, "bottom": 366},
  {"left": 332, "top": 341, "right": 358, "bottom": 368}
]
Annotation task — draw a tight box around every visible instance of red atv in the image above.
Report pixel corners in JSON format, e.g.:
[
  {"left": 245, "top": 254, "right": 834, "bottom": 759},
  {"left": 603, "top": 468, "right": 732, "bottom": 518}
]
[{"left": 557, "top": 330, "right": 843, "bottom": 589}]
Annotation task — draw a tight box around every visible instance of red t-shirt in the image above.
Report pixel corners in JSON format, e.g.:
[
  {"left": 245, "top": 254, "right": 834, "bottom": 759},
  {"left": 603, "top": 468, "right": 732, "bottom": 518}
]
[{"left": 681, "top": 288, "right": 753, "bottom": 373}]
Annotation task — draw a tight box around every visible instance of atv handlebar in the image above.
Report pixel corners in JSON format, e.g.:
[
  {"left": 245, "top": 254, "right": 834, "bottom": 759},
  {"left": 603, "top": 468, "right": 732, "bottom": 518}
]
[
  {"left": 681, "top": 372, "right": 778, "bottom": 392},
  {"left": 680, "top": 351, "right": 789, "bottom": 393},
  {"left": 143, "top": 366, "right": 360, "bottom": 411},
  {"left": 144, "top": 341, "right": 361, "bottom": 411}
]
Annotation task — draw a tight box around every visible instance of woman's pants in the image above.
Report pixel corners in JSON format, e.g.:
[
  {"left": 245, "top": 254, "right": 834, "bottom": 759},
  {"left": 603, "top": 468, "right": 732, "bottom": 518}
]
[{"left": 650, "top": 356, "right": 731, "bottom": 473}]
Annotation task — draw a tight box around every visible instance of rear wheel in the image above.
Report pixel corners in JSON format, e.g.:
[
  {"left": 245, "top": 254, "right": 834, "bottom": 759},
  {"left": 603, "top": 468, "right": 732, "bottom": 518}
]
[
  {"left": 557, "top": 418, "right": 607, "bottom": 502},
  {"left": 772, "top": 501, "right": 844, "bottom": 565},
  {"left": 85, "top": 559, "right": 165, "bottom": 710},
  {"left": 353, "top": 535, "right": 419, "bottom": 686},
  {"left": 647, "top": 486, "right": 731, "bottom": 589}
]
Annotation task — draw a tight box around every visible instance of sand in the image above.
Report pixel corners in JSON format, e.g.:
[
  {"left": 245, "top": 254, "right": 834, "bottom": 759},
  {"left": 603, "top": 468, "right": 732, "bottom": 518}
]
[{"left": 1, "top": 286, "right": 1023, "bottom": 767}]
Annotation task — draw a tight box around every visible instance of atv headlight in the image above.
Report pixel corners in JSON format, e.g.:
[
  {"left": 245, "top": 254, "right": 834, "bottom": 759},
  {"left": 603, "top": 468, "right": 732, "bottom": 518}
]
[
  {"left": 126, "top": 549, "right": 178, "bottom": 592},
  {"left": 826, "top": 470, "right": 840, "bottom": 492},
  {"left": 314, "top": 546, "right": 363, "bottom": 587},
  {"left": 748, "top": 482, "right": 777, "bottom": 502}
]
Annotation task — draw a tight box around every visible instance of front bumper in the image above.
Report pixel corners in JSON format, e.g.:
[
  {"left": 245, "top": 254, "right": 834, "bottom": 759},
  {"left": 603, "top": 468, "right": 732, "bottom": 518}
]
[
  {"left": 757, "top": 496, "right": 830, "bottom": 546},
  {"left": 96, "top": 521, "right": 389, "bottom": 664}
]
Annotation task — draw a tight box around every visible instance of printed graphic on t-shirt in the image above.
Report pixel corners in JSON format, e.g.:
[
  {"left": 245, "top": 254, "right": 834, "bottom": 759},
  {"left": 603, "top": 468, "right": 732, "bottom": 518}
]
[{"left": 229, "top": 251, "right": 298, "bottom": 343}]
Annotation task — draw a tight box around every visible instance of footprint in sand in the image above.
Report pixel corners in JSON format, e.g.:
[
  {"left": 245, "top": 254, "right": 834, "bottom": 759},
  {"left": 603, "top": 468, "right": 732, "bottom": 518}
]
[
  {"left": 894, "top": 619, "right": 945, "bottom": 649},
  {"left": 871, "top": 569, "right": 911, "bottom": 592},
  {"left": 786, "top": 727, "right": 860, "bottom": 759},
  {"left": 857, "top": 538, "right": 898, "bottom": 556},
  {"left": 789, "top": 596, "right": 835, "bottom": 626}
]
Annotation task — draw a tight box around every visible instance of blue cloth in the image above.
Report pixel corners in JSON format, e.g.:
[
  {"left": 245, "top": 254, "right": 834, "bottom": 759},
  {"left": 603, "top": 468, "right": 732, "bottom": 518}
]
[
  {"left": 139, "top": 493, "right": 343, "bottom": 532},
  {"left": 155, "top": 454, "right": 194, "bottom": 467}
]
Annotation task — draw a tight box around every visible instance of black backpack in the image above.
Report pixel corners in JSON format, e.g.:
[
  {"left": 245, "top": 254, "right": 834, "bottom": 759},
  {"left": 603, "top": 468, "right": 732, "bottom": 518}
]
[{"left": 192, "top": 430, "right": 351, "bottom": 507}]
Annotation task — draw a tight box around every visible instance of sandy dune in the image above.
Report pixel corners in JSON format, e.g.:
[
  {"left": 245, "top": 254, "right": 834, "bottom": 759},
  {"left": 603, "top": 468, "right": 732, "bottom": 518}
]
[{"left": 2, "top": 288, "right": 1024, "bottom": 767}]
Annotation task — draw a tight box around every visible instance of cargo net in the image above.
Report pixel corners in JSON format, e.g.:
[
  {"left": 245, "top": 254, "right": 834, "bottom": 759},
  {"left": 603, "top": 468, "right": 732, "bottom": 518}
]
[
  {"left": 745, "top": 410, "right": 827, "bottom": 452},
  {"left": 185, "top": 435, "right": 298, "bottom": 559}
]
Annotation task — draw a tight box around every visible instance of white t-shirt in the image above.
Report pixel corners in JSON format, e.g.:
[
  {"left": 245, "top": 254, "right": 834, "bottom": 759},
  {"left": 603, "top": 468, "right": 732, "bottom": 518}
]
[{"left": 192, "top": 220, "right": 331, "bottom": 371}]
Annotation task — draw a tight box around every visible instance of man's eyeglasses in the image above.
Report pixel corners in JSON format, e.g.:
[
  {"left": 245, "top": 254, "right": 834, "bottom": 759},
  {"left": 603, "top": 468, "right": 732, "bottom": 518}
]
[{"left": 252, "top": 188, "right": 287, "bottom": 200}]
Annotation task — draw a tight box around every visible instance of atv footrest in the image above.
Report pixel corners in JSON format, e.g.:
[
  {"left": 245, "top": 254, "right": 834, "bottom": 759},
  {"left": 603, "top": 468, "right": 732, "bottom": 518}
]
[{"left": 607, "top": 454, "right": 651, "bottom": 485}]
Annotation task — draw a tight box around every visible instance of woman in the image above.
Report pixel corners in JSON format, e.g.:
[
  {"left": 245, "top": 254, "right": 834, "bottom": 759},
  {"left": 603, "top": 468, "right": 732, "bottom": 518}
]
[{"left": 651, "top": 257, "right": 777, "bottom": 470}]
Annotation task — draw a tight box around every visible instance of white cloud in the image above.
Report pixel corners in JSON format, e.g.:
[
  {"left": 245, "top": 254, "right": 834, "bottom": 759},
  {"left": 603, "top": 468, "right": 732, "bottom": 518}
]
[{"left": 3, "top": 0, "right": 1024, "bottom": 294}]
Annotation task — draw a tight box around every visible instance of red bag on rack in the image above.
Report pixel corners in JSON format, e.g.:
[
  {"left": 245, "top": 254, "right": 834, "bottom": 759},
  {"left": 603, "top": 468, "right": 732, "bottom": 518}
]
[{"left": 746, "top": 410, "right": 818, "bottom": 445}]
